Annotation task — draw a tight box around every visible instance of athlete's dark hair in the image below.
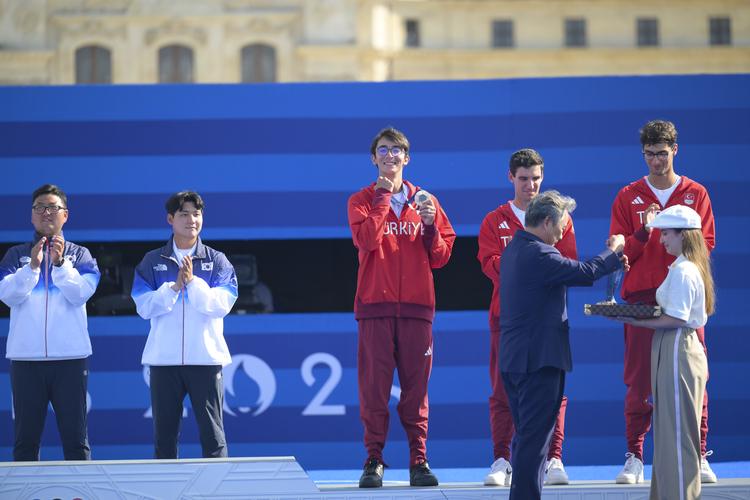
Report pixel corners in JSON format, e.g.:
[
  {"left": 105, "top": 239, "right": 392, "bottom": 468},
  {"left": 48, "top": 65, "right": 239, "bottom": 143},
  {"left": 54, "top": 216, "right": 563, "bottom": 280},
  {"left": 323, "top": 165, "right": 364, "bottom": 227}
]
[
  {"left": 370, "top": 127, "right": 410, "bottom": 156},
  {"left": 509, "top": 149, "right": 544, "bottom": 176},
  {"left": 32, "top": 184, "right": 67, "bottom": 208},
  {"left": 165, "top": 190, "right": 205, "bottom": 216},
  {"left": 640, "top": 120, "right": 677, "bottom": 148}
]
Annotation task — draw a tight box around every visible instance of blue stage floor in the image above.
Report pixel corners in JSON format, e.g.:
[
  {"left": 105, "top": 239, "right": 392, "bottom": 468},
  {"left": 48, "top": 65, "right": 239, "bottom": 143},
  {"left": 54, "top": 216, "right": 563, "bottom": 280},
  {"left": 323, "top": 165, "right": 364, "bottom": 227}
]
[{"left": 307, "top": 461, "right": 750, "bottom": 485}]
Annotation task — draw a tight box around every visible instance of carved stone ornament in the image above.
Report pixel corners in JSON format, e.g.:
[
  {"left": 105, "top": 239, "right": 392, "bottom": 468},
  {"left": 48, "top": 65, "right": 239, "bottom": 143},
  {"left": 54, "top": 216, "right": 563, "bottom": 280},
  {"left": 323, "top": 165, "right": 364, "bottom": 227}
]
[
  {"left": 226, "top": 14, "right": 297, "bottom": 39},
  {"left": 57, "top": 19, "right": 127, "bottom": 41},
  {"left": 13, "top": 4, "right": 43, "bottom": 35},
  {"left": 145, "top": 18, "right": 207, "bottom": 46},
  {"left": 81, "top": 0, "right": 133, "bottom": 12},
  {"left": 224, "top": 0, "right": 275, "bottom": 10}
]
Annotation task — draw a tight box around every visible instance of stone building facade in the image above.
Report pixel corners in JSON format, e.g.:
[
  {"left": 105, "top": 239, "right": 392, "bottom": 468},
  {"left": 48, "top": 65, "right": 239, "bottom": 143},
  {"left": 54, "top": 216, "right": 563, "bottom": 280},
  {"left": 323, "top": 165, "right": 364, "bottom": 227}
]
[{"left": 0, "top": 0, "right": 748, "bottom": 85}]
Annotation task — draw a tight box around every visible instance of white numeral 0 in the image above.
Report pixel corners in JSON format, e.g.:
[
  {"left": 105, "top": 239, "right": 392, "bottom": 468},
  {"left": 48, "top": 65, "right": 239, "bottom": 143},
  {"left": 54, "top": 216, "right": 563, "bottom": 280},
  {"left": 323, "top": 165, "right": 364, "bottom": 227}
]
[{"left": 301, "top": 352, "right": 345, "bottom": 416}]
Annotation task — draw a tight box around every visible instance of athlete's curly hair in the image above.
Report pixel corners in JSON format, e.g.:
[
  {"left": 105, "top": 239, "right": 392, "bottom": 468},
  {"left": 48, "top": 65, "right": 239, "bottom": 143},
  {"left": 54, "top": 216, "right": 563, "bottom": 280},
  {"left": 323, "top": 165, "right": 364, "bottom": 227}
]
[{"left": 640, "top": 120, "right": 677, "bottom": 148}]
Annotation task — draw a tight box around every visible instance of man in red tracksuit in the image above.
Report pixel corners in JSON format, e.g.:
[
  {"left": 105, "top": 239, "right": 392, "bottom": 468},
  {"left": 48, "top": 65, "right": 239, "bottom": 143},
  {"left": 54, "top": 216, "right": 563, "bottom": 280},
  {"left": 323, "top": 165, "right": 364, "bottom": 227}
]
[
  {"left": 609, "top": 120, "right": 716, "bottom": 484},
  {"left": 348, "top": 127, "right": 455, "bottom": 488},
  {"left": 478, "top": 149, "right": 577, "bottom": 487}
]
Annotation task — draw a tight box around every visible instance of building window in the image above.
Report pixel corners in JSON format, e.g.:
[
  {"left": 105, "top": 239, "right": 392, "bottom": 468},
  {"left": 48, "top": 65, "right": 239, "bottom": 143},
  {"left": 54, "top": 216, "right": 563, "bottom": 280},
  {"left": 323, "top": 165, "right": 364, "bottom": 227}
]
[
  {"left": 158, "top": 45, "right": 193, "bottom": 83},
  {"left": 241, "top": 44, "right": 276, "bottom": 83},
  {"left": 710, "top": 18, "right": 731, "bottom": 45},
  {"left": 565, "top": 19, "right": 586, "bottom": 47},
  {"left": 637, "top": 19, "right": 659, "bottom": 46},
  {"left": 406, "top": 19, "right": 420, "bottom": 47},
  {"left": 492, "top": 20, "right": 514, "bottom": 48},
  {"left": 75, "top": 45, "right": 111, "bottom": 84}
]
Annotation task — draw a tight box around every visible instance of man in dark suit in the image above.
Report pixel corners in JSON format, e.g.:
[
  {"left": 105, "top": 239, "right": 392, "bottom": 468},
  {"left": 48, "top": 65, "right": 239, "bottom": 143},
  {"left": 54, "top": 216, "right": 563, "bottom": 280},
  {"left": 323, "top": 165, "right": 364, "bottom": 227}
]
[{"left": 498, "top": 190, "right": 627, "bottom": 499}]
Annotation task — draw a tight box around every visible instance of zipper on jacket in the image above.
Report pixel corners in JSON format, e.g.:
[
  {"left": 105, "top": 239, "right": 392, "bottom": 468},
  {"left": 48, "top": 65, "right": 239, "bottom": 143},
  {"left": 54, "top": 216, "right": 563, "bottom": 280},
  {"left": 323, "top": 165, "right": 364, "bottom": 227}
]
[
  {"left": 397, "top": 209, "right": 405, "bottom": 318},
  {"left": 163, "top": 253, "right": 188, "bottom": 365},
  {"left": 182, "top": 289, "right": 185, "bottom": 365},
  {"left": 44, "top": 240, "right": 50, "bottom": 357}
]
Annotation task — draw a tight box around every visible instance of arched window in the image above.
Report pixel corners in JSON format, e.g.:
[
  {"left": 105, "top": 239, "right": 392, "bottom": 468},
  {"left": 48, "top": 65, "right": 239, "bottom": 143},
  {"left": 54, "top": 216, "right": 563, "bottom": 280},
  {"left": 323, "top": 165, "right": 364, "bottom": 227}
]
[
  {"left": 158, "top": 45, "right": 193, "bottom": 83},
  {"left": 75, "top": 45, "right": 111, "bottom": 84},
  {"left": 241, "top": 44, "right": 276, "bottom": 83}
]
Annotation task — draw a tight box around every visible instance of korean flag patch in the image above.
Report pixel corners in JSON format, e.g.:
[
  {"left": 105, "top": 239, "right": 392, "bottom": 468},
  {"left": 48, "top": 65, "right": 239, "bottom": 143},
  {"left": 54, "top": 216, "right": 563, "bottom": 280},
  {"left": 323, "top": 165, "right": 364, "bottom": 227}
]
[{"left": 201, "top": 262, "right": 214, "bottom": 271}]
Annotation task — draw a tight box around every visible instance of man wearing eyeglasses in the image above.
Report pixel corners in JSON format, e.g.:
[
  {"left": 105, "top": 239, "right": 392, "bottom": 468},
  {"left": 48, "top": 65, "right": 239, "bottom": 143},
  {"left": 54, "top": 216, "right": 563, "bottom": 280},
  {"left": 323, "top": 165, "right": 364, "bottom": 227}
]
[
  {"left": 609, "top": 120, "right": 716, "bottom": 484},
  {"left": 0, "top": 184, "right": 100, "bottom": 461},
  {"left": 131, "top": 190, "right": 237, "bottom": 460},
  {"left": 348, "top": 127, "right": 455, "bottom": 488}
]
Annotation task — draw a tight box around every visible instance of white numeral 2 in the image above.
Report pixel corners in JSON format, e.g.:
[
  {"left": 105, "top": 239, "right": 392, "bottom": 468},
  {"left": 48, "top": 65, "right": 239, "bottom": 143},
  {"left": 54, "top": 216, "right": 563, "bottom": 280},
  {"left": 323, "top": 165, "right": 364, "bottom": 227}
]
[{"left": 301, "top": 352, "right": 345, "bottom": 416}]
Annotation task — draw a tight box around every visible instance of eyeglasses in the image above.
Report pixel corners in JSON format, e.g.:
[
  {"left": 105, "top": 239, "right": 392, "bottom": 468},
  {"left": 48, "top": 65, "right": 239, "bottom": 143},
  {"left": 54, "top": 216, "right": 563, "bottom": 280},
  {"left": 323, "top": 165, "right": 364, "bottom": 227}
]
[
  {"left": 376, "top": 146, "right": 404, "bottom": 157},
  {"left": 643, "top": 148, "right": 673, "bottom": 161},
  {"left": 32, "top": 205, "right": 65, "bottom": 215}
]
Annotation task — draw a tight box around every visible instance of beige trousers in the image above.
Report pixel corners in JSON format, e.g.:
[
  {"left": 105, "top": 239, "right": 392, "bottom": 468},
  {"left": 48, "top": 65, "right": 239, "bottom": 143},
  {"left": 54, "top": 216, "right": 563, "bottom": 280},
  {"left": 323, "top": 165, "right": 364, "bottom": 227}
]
[{"left": 650, "top": 327, "right": 707, "bottom": 500}]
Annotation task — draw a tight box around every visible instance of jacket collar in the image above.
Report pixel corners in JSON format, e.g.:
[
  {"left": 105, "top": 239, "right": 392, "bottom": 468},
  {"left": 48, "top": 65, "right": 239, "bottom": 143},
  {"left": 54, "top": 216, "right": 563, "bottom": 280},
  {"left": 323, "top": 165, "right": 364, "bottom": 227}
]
[
  {"left": 32, "top": 231, "right": 65, "bottom": 245},
  {"left": 515, "top": 229, "right": 545, "bottom": 245},
  {"left": 159, "top": 234, "right": 207, "bottom": 260},
  {"left": 368, "top": 179, "right": 418, "bottom": 198}
]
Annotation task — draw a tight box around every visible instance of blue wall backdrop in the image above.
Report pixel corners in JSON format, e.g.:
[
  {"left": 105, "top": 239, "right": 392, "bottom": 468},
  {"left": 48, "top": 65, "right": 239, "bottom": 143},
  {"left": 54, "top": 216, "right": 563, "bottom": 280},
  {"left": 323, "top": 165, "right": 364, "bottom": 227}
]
[{"left": 0, "top": 74, "right": 748, "bottom": 469}]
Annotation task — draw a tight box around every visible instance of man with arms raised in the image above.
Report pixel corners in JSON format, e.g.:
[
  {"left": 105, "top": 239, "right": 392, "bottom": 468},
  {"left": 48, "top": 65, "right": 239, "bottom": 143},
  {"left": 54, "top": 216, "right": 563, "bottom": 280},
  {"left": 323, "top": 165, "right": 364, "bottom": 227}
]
[
  {"left": 0, "top": 184, "right": 100, "bottom": 461},
  {"left": 499, "top": 190, "right": 627, "bottom": 500},
  {"left": 478, "top": 149, "right": 576, "bottom": 486},
  {"left": 609, "top": 120, "right": 716, "bottom": 484},
  {"left": 348, "top": 127, "right": 455, "bottom": 487}
]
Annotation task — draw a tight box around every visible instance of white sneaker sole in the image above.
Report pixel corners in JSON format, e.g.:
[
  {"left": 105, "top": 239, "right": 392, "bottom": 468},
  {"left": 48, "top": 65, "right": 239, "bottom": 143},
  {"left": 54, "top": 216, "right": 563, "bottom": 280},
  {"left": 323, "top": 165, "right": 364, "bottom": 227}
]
[
  {"left": 545, "top": 477, "right": 569, "bottom": 485},
  {"left": 484, "top": 474, "right": 511, "bottom": 486},
  {"left": 616, "top": 475, "right": 643, "bottom": 484}
]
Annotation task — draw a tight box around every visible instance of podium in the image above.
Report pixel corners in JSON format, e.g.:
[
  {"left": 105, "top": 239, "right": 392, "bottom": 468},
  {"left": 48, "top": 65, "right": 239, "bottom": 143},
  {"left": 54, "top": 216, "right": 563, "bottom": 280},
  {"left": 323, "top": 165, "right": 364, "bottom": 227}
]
[{"left": 0, "top": 456, "right": 317, "bottom": 500}]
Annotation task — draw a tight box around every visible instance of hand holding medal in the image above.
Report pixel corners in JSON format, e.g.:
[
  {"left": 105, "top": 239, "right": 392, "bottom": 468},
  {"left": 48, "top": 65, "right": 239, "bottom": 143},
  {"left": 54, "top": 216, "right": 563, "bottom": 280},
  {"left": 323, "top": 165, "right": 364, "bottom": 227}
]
[{"left": 414, "top": 190, "right": 436, "bottom": 226}]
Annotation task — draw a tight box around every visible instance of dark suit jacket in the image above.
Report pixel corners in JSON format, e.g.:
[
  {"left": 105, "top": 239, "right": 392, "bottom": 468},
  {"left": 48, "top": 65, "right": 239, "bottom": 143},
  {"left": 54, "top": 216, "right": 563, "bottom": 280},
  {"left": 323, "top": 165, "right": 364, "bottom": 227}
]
[{"left": 498, "top": 229, "right": 621, "bottom": 374}]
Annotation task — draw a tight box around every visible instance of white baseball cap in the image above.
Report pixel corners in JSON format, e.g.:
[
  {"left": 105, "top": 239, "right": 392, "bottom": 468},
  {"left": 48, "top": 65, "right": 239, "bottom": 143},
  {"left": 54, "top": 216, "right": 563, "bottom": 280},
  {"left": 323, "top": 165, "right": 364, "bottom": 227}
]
[{"left": 646, "top": 205, "right": 701, "bottom": 230}]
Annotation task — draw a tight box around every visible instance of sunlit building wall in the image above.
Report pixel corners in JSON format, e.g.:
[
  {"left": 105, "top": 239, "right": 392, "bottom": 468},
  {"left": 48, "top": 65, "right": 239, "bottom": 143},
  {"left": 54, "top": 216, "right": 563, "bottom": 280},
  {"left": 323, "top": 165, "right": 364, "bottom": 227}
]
[{"left": 0, "top": 0, "right": 747, "bottom": 85}]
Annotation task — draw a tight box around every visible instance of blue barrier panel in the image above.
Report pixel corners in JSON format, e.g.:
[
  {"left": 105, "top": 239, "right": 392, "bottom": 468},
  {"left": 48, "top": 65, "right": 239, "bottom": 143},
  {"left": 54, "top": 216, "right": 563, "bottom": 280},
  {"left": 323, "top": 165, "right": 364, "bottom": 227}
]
[
  {"left": 0, "top": 75, "right": 748, "bottom": 242},
  {"left": 0, "top": 309, "right": 747, "bottom": 469},
  {"left": 0, "top": 75, "right": 748, "bottom": 469}
]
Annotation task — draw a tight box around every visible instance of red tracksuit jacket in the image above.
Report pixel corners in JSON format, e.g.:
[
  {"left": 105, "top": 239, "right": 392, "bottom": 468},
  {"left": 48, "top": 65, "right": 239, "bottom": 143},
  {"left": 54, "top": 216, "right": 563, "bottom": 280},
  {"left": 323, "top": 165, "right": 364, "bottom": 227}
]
[
  {"left": 348, "top": 181, "right": 455, "bottom": 322},
  {"left": 478, "top": 202, "right": 578, "bottom": 331},
  {"left": 609, "top": 176, "right": 715, "bottom": 303}
]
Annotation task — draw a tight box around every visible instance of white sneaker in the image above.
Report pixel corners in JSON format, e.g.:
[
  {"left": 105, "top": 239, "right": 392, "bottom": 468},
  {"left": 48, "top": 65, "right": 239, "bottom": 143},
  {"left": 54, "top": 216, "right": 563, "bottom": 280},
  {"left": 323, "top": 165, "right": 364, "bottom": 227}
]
[
  {"left": 544, "top": 457, "right": 569, "bottom": 485},
  {"left": 484, "top": 457, "right": 512, "bottom": 486},
  {"left": 701, "top": 450, "right": 717, "bottom": 483},
  {"left": 616, "top": 452, "right": 644, "bottom": 484}
]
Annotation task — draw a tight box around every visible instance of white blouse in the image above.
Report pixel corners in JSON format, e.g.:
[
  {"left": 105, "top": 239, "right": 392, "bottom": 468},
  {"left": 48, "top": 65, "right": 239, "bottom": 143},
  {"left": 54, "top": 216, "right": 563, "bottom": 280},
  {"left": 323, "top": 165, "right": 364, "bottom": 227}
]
[{"left": 655, "top": 254, "right": 707, "bottom": 329}]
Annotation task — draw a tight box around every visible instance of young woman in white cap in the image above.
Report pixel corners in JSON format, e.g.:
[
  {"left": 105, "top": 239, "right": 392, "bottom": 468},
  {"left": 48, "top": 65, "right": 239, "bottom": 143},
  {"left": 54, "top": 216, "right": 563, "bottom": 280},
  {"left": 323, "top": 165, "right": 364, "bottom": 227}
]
[{"left": 608, "top": 204, "right": 715, "bottom": 500}]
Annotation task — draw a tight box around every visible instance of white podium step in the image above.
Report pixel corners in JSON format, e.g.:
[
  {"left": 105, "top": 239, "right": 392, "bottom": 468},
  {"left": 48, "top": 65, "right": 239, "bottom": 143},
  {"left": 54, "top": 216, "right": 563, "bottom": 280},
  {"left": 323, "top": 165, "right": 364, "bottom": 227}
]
[
  {"left": 1, "top": 458, "right": 748, "bottom": 500},
  {"left": 0, "top": 456, "right": 318, "bottom": 500}
]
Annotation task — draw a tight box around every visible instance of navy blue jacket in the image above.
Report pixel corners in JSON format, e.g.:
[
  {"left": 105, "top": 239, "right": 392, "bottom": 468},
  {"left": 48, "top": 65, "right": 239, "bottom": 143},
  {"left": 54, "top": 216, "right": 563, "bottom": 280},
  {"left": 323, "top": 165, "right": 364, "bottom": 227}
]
[{"left": 498, "top": 229, "right": 621, "bottom": 373}]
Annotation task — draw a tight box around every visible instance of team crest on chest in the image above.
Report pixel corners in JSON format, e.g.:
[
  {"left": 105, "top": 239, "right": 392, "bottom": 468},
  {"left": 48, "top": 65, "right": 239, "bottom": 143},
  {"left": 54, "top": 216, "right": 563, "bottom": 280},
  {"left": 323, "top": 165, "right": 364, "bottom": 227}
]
[
  {"left": 201, "top": 262, "right": 214, "bottom": 271},
  {"left": 684, "top": 193, "right": 695, "bottom": 205}
]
